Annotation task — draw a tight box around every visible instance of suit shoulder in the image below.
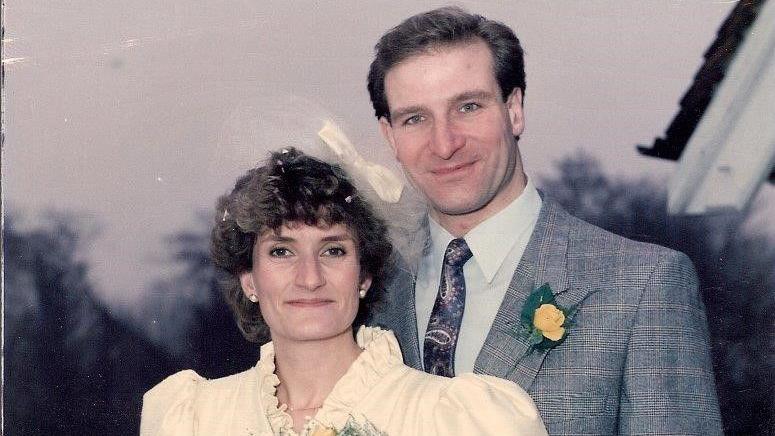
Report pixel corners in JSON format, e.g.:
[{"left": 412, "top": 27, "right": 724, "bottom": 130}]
[
  {"left": 555, "top": 209, "right": 698, "bottom": 300},
  {"left": 564, "top": 211, "right": 690, "bottom": 264}
]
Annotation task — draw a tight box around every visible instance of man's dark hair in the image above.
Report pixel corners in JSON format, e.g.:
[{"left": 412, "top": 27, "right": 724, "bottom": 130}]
[
  {"left": 210, "top": 148, "right": 392, "bottom": 343},
  {"left": 367, "top": 6, "right": 526, "bottom": 121}
]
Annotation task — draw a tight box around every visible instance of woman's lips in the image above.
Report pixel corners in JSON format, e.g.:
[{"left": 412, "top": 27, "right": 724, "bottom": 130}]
[{"left": 286, "top": 298, "right": 333, "bottom": 307}]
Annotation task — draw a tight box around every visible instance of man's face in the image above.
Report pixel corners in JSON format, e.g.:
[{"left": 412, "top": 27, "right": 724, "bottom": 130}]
[{"left": 380, "top": 39, "right": 525, "bottom": 232}]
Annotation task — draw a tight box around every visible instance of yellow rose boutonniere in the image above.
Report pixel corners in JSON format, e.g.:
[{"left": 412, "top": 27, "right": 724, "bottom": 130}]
[
  {"left": 515, "top": 284, "right": 576, "bottom": 351},
  {"left": 533, "top": 303, "right": 566, "bottom": 341}
]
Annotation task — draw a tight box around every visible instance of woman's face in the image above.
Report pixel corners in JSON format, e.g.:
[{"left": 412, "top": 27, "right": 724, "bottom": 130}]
[{"left": 239, "top": 222, "right": 371, "bottom": 344}]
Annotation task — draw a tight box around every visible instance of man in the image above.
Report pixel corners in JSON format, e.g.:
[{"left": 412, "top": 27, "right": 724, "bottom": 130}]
[{"left": 367, "top": 7, "right": 722, "bottom": 434}]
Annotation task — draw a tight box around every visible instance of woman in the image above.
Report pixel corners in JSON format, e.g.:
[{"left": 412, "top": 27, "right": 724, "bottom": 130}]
[{"left": 140, "top": 148, "right": 547, "bottom": 435}]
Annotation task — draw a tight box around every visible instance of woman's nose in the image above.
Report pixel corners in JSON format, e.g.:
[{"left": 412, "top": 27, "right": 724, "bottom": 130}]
[{"left": 294, "top": 255, "right": 325, "bottom": 291}]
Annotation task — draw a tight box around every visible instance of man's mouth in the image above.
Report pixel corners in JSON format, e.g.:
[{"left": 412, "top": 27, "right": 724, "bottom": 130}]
[{"left": 430, "top": 160, "right": 476, "bottom": 177}]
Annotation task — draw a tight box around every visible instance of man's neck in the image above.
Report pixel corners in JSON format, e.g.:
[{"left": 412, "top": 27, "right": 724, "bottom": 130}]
[{"left": 432, "top": 173, "right": 527, "bottom": 237}]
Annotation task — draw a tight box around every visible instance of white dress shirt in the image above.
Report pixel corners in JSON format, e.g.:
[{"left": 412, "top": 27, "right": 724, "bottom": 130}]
[{"left": 416, "top": 178, "right": 542, "bottom": 374}]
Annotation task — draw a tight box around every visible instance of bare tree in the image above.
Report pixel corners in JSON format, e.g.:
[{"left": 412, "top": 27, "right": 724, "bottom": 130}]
[
  {"left": 3, "top": 213, "right": 177, "bottom": 435},
  {"left": 140, "top": 213, "right": 258, "bottom": 379}
]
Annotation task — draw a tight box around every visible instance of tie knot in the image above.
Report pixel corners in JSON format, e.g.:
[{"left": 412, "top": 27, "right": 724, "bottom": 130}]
[{"left": 444, "top": 238, "right": 472, "bottom": 268}]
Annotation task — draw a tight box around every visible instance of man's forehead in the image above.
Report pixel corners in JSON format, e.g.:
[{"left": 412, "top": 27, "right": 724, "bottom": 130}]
[
  {"left": 383, "top": 39, "right": 498, "bottom": 109},
  {"left": 393, "top": 38, "right": 492, "bottom": 71}
]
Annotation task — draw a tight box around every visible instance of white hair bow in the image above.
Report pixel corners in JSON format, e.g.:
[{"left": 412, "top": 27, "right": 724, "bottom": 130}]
[{"left": 318, "top": 121, "right": 403, "bottom": 203}]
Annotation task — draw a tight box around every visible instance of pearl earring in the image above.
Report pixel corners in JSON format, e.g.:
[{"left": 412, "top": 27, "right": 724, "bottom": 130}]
[
  {"left": 359, "top": 288, "right": 367, "bottom": 299},
  {"left": 248, "top": 294, "right": 259, "bottom": 303}
]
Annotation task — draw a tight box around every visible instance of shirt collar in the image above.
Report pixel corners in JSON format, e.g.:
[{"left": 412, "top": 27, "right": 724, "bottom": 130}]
[{"left": 428, "top": 177, "right": 542, "bottom": 283}]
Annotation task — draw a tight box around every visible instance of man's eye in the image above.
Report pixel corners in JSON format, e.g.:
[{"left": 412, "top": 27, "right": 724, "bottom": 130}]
[
  {"left": 403, "top": 114, "right": 424, "bottom": 126},
  {"left": 460, "top": 102, "right": 481, "bottom": 113},
  {"left": 269, "top": 247, "right": 292, "bottom": 257}
]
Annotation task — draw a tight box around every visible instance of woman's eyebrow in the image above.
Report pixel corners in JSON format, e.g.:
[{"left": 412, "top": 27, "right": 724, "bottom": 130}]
[
  {"left": 260, "top": 235, "right": 294, "bottom": 243},
  {"left": 258, "top": 234, "right": 352, "bottom": 243},
  {"left": 321, "top": 234, "right": 353, "bottom": 242}
]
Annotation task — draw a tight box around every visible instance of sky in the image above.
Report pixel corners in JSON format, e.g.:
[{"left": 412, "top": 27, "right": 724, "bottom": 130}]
[{"left": 4, "top": 0, "right": 770, "bottom": 309}]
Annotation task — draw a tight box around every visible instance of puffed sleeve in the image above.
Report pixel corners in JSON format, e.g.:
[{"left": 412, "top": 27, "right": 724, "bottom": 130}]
[
  {"left": 434, "top": 374, "right": 548, "bottom": 436},
  {"left": 140, "top": 370, "right": 204, "bottom": 436}
]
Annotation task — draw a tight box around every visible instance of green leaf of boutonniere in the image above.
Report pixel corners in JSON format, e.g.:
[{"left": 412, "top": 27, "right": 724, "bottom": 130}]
[
  {"left": 516, "top": 283, "right": 573, "bottom": 352},
  {"left": 520, "top": 283, "right": 556, "bottom": 326},
  {"left": 529, "top": 329, "right": 544, "bottom": 345}
]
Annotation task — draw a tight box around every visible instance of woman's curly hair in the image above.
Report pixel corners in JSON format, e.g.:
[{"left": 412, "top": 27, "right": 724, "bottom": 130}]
[{"left": 211, "top": 147, "right": 392, "bottom": 343}]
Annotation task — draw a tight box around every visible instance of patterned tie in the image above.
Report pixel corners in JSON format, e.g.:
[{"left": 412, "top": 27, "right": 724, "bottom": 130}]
[{"left": 423, "top": 238, "right": 473, "bottom": 377}]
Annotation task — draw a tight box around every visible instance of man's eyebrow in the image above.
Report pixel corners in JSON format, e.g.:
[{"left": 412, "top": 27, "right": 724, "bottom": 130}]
[
  {"left": 452, "top": 90, "right": 496, "bottom": 103},
  {"left": 389, "top": 90, "right": 498, "bottom": 120},
  {"left": 390, "top": 105, "right": 425, "bottom": 121}
]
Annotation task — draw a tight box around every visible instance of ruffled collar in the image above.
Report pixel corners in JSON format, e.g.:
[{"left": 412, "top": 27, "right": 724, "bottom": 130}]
[
  {"left": 255, "top": 345, "right": 289, "bottom": 434},
  {"left": 255, "top": 326, "right": 404, "bottom": 435}
]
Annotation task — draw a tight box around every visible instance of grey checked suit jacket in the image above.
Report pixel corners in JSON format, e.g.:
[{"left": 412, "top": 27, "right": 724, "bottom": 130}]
[{"left": 369, "top": 197, "right": 722, "bottom": 435}]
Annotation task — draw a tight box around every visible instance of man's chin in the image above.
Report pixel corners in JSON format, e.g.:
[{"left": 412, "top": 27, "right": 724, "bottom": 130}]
[{"left": 429, "top": 197, "right": 489, "bottom": 218}]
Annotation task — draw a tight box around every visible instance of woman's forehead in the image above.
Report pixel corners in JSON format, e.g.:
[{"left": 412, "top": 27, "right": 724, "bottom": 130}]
[{"left": 259, "top": 221, "right": 355, "bottom": 241}]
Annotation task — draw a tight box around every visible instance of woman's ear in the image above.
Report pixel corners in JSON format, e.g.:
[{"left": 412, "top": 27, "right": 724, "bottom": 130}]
[
  {"left": 360, "top": 275, "right": 373, "bottom": 293},
  {"left": 240, "top": 271, "right": 258, "bottom": 301}
]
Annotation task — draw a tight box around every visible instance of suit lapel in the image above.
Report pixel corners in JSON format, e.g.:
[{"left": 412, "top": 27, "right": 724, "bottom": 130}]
[
  {"left": 474, "top": 198, "right": 581, "bottom": 390},
  {"left": 387, "top": 264, "right": 422, "bottom": 368},
  {"left": 370, "top": 216, "right": 431, "bottom": 370}
]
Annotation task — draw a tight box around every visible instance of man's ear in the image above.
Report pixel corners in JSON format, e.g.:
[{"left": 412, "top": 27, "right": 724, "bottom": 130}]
[
  {"left": 506, "top": 88, "right": 525, "bottom": 137},
  {"left": 378, "top": 117, "right": 398, "bottom": 157},
  {"left": 239, "top": 271, "right": 256, "bottom": 296}
]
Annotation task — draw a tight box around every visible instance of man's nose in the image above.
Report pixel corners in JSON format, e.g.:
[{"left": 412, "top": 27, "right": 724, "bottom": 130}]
[
  {"left": 429, "top": 118, "right": 465, "bottom": 159},
  {"left": 294, "top": 255, "right": 325, "bottom": 291}
]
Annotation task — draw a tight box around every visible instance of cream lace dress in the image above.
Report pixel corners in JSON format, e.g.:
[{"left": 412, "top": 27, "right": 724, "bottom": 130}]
[{"left": 140, "top": 327, "right": 547, "bottom": 436}]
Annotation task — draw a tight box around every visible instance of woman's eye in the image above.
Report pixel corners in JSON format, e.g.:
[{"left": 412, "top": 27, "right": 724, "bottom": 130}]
[
  {"left": 323, "top": 246, "right": 346, "bottom": 257},
  {"left": 460, "top": 102, "right": 481, "bottom": 113},
  {"left": 269, "top": 247, "right": 292, "bottom": 257}
]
